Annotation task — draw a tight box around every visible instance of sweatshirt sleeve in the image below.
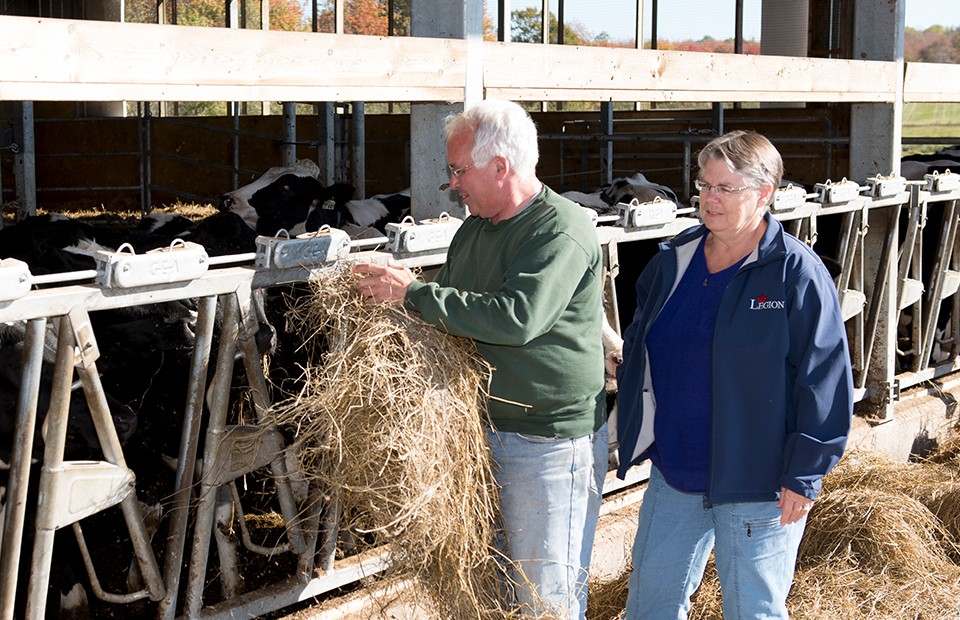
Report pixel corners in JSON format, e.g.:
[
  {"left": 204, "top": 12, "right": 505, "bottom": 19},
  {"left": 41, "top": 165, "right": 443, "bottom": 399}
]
[
  {"left": 405, "top": 231, "right": 595, "bottom": 346},
  {"left": 780, "top": 260, "right": 854, "bottom": 500}
]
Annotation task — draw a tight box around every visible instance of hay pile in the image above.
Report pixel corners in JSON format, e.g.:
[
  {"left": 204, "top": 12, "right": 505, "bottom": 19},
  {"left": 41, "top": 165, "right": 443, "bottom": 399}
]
[
  {"left": 265, "top": 266, "right": 508, "bottom": 618},
  {"left": 788, "top": 449, "right": 960, "bottom": 619},
  {"left": 587, "top": 445, "right": 960, "bottom": 620}
]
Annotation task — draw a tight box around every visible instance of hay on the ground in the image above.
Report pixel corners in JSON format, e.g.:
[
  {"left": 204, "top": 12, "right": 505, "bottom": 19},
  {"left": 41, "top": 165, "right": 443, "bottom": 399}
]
[
  {"left": 264, "top": 266, "right": 509, "bottom": 619},
  {"left": 586, "top": 443, "right": 960, "bottom": 620}
]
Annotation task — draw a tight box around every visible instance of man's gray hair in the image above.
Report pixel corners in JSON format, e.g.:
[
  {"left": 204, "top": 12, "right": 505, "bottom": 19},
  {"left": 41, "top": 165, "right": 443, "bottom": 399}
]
[
  {"left": 697, "top": 130, "right": 784, "bottom": 206},
  {"left": 444, "top": 99, "right": 539, "bottom": 176}
]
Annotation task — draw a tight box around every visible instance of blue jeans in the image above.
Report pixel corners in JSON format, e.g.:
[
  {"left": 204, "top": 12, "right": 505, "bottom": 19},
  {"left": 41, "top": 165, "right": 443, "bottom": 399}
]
[
  {"left": 487, "top": 424, "right": 605, "bottom": 619},
  {"left": 625, "top": 466, "right": 805, "bottom": 620}
]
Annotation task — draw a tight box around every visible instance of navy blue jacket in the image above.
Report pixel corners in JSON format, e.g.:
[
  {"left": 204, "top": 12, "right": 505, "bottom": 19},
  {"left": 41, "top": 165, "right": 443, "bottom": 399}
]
[{"left": 615, "top": 213, "right": 853, "bottom": 504}]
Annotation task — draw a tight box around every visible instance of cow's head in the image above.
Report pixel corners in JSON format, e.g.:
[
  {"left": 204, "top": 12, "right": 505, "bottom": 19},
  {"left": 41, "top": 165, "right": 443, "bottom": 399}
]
[
  {"left": 218, "top": 159, "right": 321, "bottom": 228},
  {"left": 218, "top": 160, "right": 357, "bottom": 237}
]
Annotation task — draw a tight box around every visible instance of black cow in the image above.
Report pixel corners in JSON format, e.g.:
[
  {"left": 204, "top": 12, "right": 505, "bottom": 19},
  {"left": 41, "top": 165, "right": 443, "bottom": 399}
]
[{"left": 0, "top": 214, "right": 125, "bottom": 275}]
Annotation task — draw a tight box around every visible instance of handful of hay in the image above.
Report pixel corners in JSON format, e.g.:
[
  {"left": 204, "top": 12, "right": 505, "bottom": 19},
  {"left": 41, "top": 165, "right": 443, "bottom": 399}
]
[{"left": 265, "top": 266, "right": 508, "bottom": 618}]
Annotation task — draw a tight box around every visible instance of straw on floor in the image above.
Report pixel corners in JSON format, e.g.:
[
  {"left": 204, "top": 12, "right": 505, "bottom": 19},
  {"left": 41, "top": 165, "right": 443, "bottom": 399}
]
[{"left": 586, "top": 442, "right": 960, "bottom": 620}]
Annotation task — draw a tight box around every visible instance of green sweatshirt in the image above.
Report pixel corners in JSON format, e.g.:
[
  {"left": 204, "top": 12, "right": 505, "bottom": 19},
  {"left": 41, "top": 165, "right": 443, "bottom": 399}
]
[{"left": 405, "top": 186, "right": 606, "bottom": 438}]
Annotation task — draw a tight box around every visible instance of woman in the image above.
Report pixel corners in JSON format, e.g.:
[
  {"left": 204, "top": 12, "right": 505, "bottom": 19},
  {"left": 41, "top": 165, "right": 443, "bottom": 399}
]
[{"left": 614, "top": 130, "right": 853, "bottom": 618}]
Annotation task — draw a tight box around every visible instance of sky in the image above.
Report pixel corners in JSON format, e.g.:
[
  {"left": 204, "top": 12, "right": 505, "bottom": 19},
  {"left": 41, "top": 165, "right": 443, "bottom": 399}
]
[{"left": 509, "top": 0, "right": 959, "bottom": 44}]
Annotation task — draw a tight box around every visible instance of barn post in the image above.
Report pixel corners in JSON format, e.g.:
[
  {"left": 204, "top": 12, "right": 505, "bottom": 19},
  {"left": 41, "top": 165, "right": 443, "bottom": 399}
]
[
  {"left": 850, "top": 0, "right": 905, "bottom": 420},
  {"left": 282, "top": 102, "right": 297, "bottom": 167},
  {"left": 351, "top": 101, "right": 365, "bottom": 199},
  {"left": 851, "top": 0, "right": 904, "bottom": 182},
  {"left": 600, "top": 102, "right": 614, "bottom": 186},
  {"left": 0, "top": 319, "right": 45, "bottom": 620},
  {"left": 11, "top": 102, "right": 36, "bottom": 218},
  {"left": 409, "top": 0, "right": 484, "bottom": 221}
]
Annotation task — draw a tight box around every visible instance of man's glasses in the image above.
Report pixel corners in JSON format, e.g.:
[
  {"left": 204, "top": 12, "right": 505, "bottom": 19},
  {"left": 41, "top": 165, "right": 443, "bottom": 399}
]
[
  {"left": 447, "top": 164, "right": 471, "bottom": 179},
  {"left": 694, "top": 179, "right": 752, "bottom": 196}
]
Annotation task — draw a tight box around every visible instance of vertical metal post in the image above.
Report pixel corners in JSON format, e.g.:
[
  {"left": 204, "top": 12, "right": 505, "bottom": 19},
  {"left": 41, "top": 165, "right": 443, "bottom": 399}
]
[
  {"left": 0, "top": 319, "right": 46, "bottom": 620},
  {"left": 317, "top": 103, "right": 335, "bottom": 186},
  {"left": 144, "top": 103, "right": 153, "bottom": 210},
  {"left": 351, "top": 102, "right": 365, "bottom": 198},
  {"left": 650, "top": 0, "right": 658, "bottom": 49},
  {"left": 600, "top": 102, "right": 613, "bottom": 186},
  {"left": 157, "top": 295, "right": 219, "bottom": 620},
  {"left": 137, "top": 102, "right": 147, "bottom": 214},
  {"left": 232, "top": 105, "right": 240, "bottom": 190},
  {"left": 498, "top": 0, "right": 511, "bottom": 41},
  {"left": 734, "top": 0, "right": 744, "bottom": 54},
  {"left": 183, "top": 295, "right": 241, "bottom": 618},
  {"left": 556, "top": 0, "right": 563, "bottom": 44},
  {"left": 12, "top": 101, "right": 36, "bottom": 218},
  {"left": 283, "top": 102, "right": 297, "bottom": 167},
  {"left": 711, "top": 103, "right": 724, "bottom": 135},
  {"left": 25, "top": 318, "right": 74, "bottom": 620}
]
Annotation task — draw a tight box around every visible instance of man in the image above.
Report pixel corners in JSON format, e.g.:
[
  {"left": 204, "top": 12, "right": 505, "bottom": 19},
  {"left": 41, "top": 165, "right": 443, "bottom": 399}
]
[{"left": 352, "top": 99, "right": 606, "bottom": 619}]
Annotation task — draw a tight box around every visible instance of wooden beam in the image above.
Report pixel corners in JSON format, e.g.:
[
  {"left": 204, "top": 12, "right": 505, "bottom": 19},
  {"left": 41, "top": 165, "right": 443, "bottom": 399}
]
[
  {"left": 0, "top": 15, "right": 465, "bottom": 101},
  {"left": 483, "top": 42, "right": 899, "bottom": 103},
  {"left": 2, "top": 15, "right": 959, "bottom": 105},
  {"left": 903, "top": 62, "right": 960, "bottom": 103}
]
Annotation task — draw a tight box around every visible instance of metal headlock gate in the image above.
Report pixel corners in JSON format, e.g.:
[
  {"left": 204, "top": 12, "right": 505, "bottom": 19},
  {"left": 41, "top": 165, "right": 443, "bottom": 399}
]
[{"left": 0, "top": 170, "right": 959, "bottom": 619}]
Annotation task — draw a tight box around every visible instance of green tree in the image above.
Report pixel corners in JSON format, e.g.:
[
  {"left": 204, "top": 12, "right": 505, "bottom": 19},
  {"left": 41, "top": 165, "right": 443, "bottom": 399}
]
[
  {"left": 510, "top": 7, "right": 586, "bottom": 45},
  {"left": 177, "top": 0, "right": 225, "bottom": 27}
]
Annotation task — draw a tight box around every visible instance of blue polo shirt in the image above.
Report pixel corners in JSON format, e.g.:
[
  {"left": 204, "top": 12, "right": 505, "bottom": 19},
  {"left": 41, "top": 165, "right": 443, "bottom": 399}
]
[{"left": 645, "top": 237, "right": 746, "bottom": 493}]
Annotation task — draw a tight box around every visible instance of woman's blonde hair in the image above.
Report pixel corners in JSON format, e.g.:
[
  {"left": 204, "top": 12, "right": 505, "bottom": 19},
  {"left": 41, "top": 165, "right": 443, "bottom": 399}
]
[{"left": 697, "top": 130, "right": 784, "bottom": 206}]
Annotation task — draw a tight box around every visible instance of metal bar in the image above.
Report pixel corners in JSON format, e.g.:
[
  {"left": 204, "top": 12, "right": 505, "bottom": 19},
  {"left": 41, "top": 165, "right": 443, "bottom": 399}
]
[
  {"left": 600, "top": 102, "right": 613, "bottom": 186},
  {"left": 183, "top": 294, "right": 241, "bottom": 618},
  {"left": 498, "top": 0, "right": 511, "bottom": 42},
  {"left": 0, "top": 319, "right": 46, "bottom": 620},
  {"left": 198, "top": 547, "right": 391, "bottom": 620},
  {"left": 68, "top": 307, "right": 166, "bottom": 602},
  {"left": 919, "top": 199, "right": 959, "bottom": 368},
  {"left": 282, "top": 102, "right": 297, "bottom": 167},
  {"left": 860, "top": 203, "right": 902, "bottom": 391},
  {"left": 145, "top": 103, "right": 153, "bottom": 210},
  {"left": 234, "top": 283, "right": 306, "bottom": 554},
  {"left": 351, "top": 102, "right": 365, "bottom": 198},
  {"left": 157, "top": 295, "right": 219, "bottom": 620},
  {"left": 13, "top": 102, "right": 37, "bottom": 218},
  {"left": 25, "top": 316, "right": 74, "bottom": 620},
  {"left": 137, "top": 102, "right": 147, "bottom": 214}
]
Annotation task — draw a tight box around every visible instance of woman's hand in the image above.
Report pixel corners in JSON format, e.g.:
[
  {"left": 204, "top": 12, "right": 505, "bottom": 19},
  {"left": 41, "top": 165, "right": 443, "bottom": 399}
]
[{"left": 777, "top": 487, "right": 814, "bottom": 525}]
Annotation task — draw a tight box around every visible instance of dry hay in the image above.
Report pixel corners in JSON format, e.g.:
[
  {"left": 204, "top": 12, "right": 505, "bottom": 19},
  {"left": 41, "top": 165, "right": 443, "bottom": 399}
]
[
  {"left": 922, "top": 432, "right": 960, "bottom": 469},
  {"left": 586, "top": 446, "right": 960, "bottom": 620},
  {"left": 264, "top": 266, "right": 509, "bottom": 619},
  {"left": 825, "top": 448, "right": 957, "bottom": 499},
  {"left": 825, "top": 449, "right": 960, "bottom": 561},
  {"left": 585, "top": 572, "right": 628, "bottom": 620}
]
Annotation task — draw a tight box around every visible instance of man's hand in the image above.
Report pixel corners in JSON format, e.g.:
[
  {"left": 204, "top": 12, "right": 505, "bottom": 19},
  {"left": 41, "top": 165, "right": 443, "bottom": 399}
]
[
  {"left": 777, "top": 487, "right": 814, "bottom": 525},
  {"left": 352, "top": 261, "right": 415, "bottom": 305}
]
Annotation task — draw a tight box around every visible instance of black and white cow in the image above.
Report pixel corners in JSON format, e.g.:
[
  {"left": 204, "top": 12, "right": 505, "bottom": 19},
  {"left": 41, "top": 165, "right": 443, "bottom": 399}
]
[
  {"left": 901, "top": 145, "right": 960, "bottom": 180},
  {"left": 219, "top": 160, "right": 409, "bottom": 238},
  {"left": 562, "top": 172, "right": 680, "bottom": 216}
]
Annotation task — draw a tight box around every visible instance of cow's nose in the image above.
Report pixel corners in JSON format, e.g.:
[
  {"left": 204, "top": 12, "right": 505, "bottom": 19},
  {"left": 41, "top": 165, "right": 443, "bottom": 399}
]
[{"left": 218, "top": 195, "right": 234, "bottom": 212}]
